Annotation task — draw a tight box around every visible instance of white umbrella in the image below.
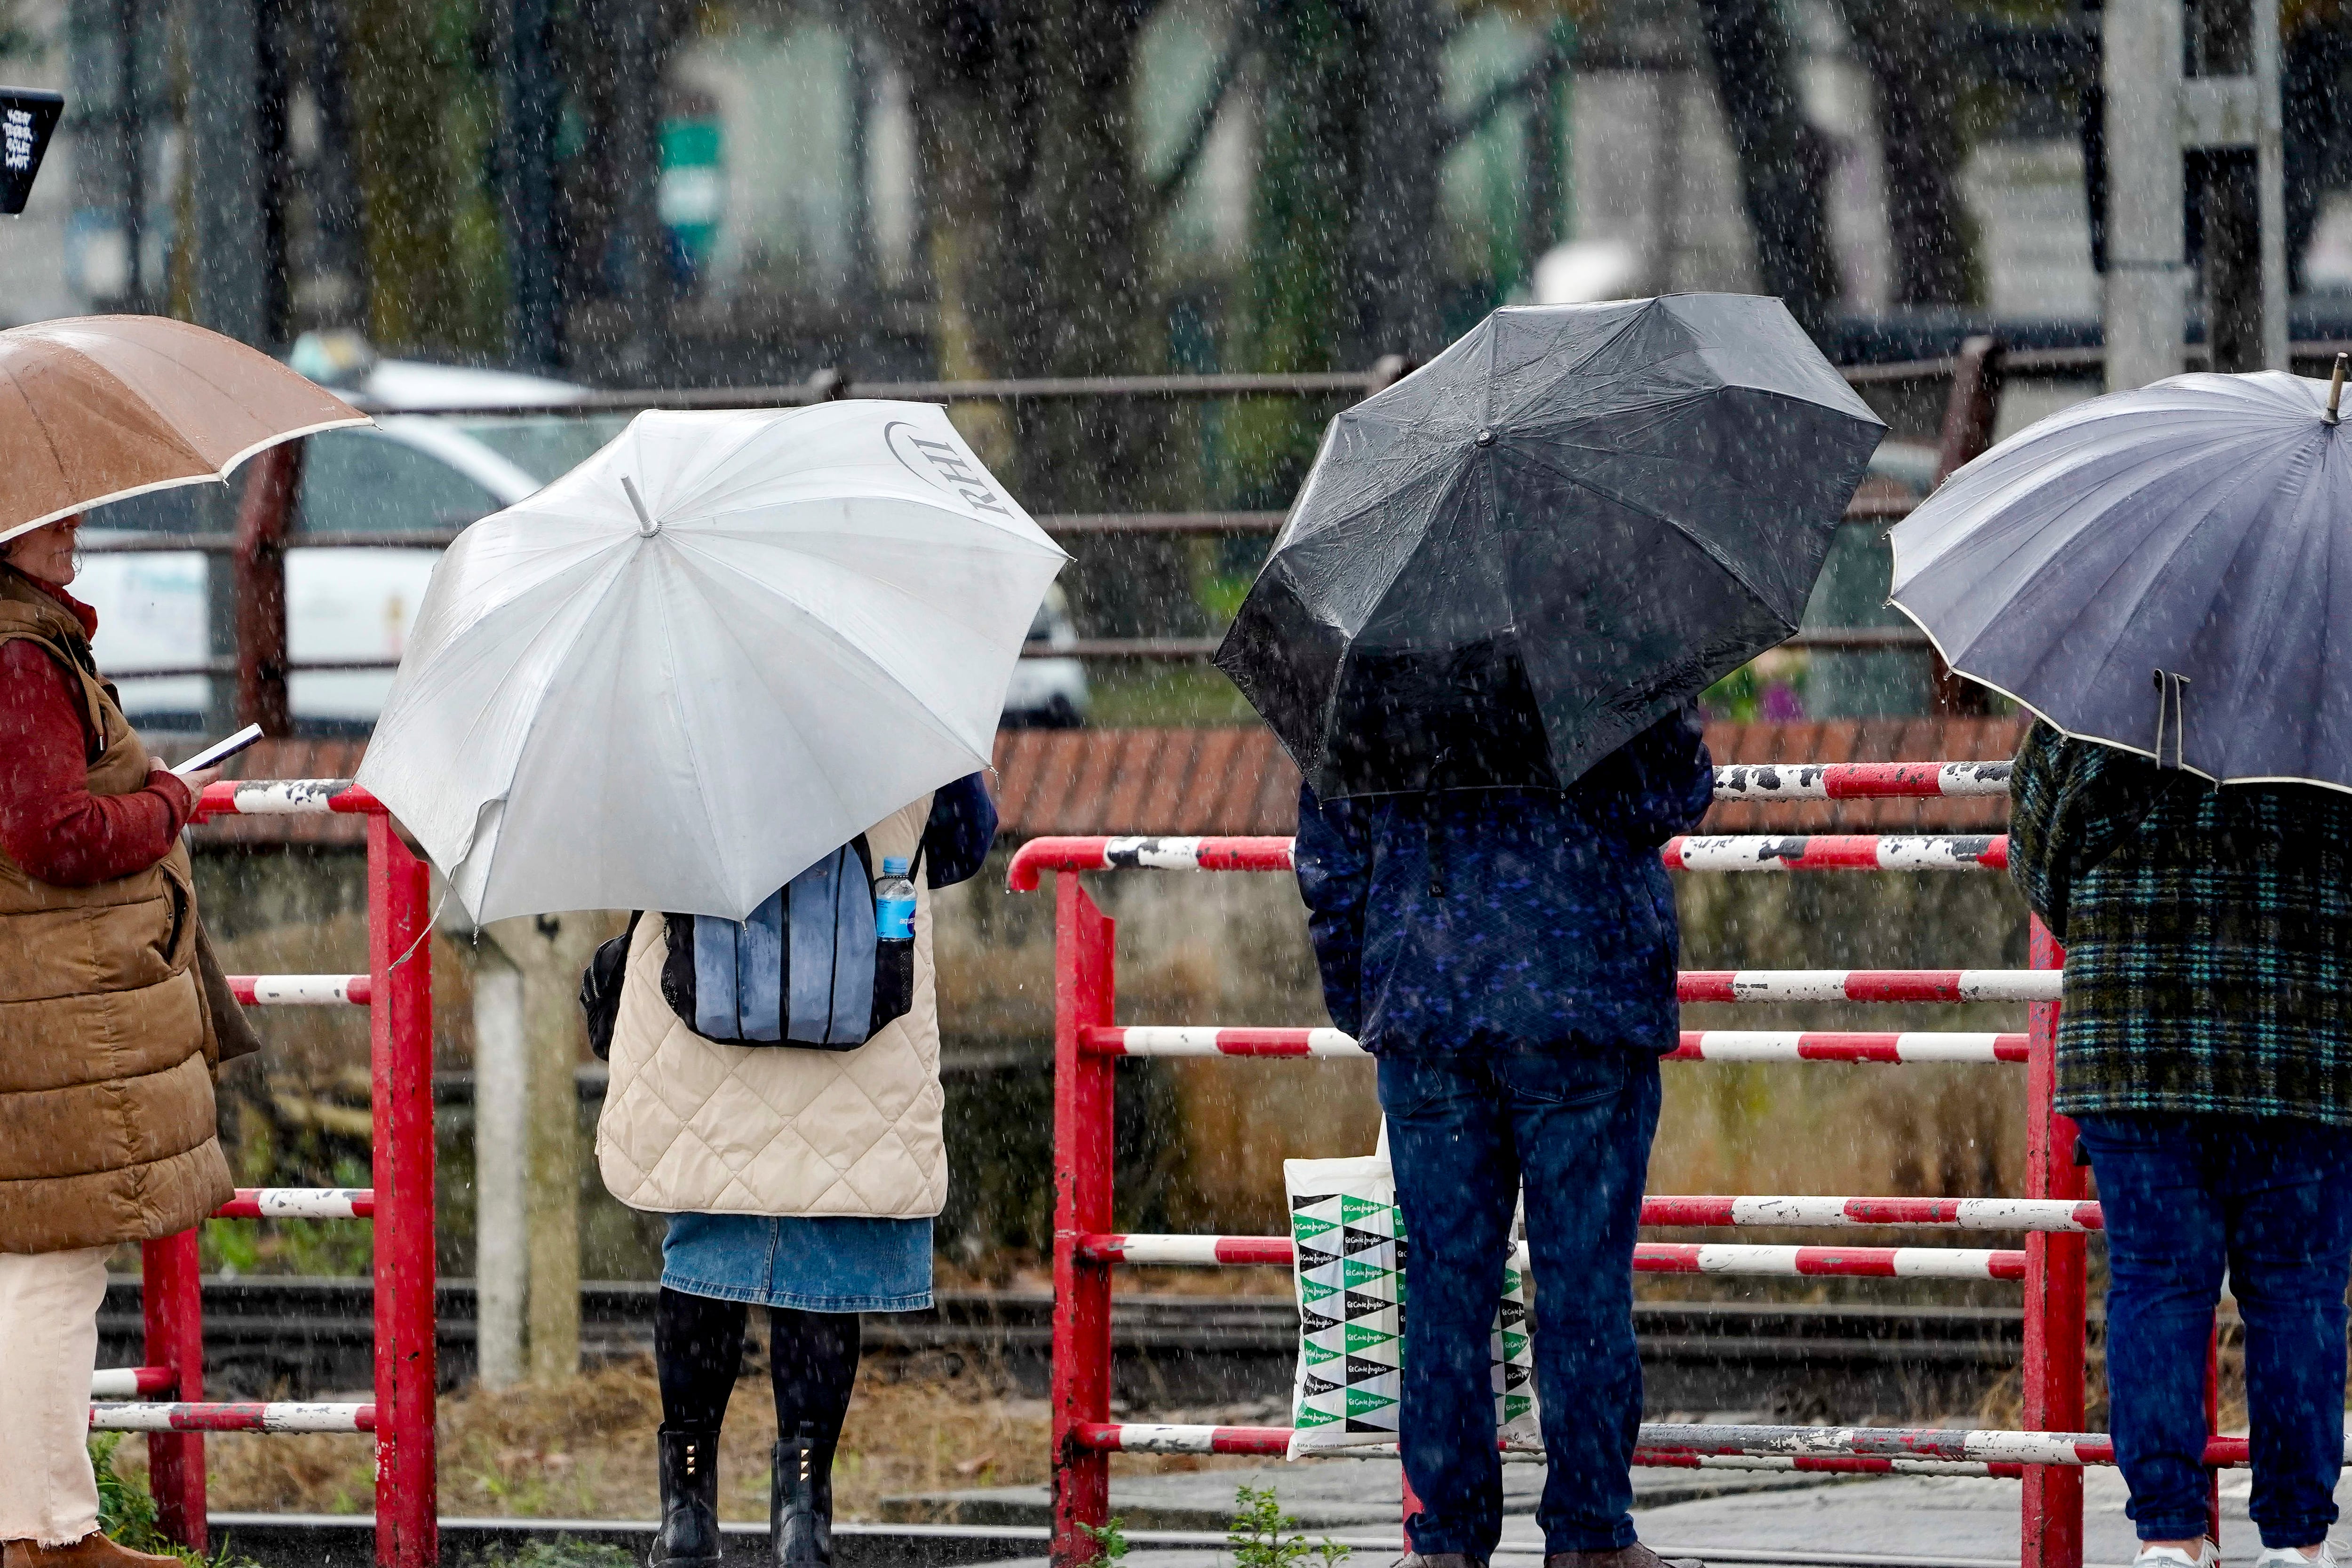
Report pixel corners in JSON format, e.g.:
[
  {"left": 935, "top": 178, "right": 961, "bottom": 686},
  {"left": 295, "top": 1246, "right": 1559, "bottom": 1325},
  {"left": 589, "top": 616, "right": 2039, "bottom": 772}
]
[{"left": 356, "top": 401, "right": 1067, "bottom": 923}]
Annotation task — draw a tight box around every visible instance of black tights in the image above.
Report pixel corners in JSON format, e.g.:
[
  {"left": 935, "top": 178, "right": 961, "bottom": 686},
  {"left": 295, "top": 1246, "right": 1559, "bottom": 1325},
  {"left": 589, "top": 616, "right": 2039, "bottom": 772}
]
[{"left": 654, "top": 1286, "right": 860, "bottom": 1444}]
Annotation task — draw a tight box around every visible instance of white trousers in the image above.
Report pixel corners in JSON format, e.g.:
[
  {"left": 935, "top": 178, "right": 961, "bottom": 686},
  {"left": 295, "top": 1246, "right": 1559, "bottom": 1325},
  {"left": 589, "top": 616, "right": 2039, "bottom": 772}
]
[{"left": 0, "top": 1246, "right": 107, "bottom": 1545}]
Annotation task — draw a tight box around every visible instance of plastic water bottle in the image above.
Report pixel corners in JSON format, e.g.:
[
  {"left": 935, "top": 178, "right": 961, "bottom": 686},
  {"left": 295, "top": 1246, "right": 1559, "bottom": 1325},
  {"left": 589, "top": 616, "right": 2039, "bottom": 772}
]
[
  {"left": 874, "top": 857, "right": 916, "bottom": 941},
  {"left": 869, "top": 856, "right": 918, "bottom": 1034}
]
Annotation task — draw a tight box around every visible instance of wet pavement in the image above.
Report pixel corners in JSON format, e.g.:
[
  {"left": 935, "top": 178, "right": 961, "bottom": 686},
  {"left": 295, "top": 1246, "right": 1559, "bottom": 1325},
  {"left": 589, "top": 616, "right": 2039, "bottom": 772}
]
[{"left": 958, "top": 1459, "right": 2349, "bottom": 1567}]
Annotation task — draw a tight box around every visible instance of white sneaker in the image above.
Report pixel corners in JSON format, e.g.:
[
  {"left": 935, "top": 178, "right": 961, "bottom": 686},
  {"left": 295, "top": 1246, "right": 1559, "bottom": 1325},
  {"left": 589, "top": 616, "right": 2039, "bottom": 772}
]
[
  {"left": 2132, "top": 1544, "right": 2218, "bottom": 1568},
  {"left": 2251, "top": 1545, "right": 2339, "bottom": 1568}
]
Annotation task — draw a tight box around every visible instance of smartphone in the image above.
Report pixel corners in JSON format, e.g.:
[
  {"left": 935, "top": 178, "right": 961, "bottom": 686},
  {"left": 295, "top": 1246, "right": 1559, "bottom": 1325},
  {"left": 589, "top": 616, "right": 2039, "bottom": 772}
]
[{"left": 172, "top": 723, "right": 265, "bottom": 778}]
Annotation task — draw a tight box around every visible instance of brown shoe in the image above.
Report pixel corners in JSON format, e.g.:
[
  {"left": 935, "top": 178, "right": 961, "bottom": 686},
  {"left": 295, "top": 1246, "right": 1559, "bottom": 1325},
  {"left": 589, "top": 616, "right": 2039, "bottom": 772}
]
[
  {"left": 1548, "top": 1547, "right": 1706, "bottom": 1568},
  {"left": 1402, "top": 1556, "right": 1488, "bottom": 1568},
  {"left": 2, "top": 1533, "right": 184, "bottom": 1567}
]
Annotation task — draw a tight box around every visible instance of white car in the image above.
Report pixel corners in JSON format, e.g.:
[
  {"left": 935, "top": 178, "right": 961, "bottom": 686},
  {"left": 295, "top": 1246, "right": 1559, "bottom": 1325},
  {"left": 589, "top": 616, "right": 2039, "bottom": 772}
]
[
  {"left": 76, "top": 358, "right": 1090, "bottom": 732},
  {"left": 1006, "top": 585, "right": 1087, "bottom": 729}
]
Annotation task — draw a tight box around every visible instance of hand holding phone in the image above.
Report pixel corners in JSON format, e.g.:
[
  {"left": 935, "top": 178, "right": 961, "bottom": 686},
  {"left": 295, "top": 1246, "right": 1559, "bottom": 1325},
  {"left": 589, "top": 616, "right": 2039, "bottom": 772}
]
[{"left": 172, "top": 723, "right": 264, "bottom": 779}]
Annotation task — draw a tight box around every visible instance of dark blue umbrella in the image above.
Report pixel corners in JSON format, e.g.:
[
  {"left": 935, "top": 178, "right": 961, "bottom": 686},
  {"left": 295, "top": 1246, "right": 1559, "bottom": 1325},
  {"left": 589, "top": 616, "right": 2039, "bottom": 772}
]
[
  {"left": 1889, "top": 370, "right": 2352, "bottom": 789},
  {"left": 1214, "top": 294, "right": 1884, "bottom": 798}
]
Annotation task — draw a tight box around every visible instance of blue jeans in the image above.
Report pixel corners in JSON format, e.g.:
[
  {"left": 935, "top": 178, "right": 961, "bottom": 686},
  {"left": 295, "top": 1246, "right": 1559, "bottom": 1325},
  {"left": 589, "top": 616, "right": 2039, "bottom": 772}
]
[
  {"left": 2077, "top": 1113, "right": 2352, "bottom": 1549},
  {"left": 1379, "top": 1047, "right": 1661, "bottom": 1559}
]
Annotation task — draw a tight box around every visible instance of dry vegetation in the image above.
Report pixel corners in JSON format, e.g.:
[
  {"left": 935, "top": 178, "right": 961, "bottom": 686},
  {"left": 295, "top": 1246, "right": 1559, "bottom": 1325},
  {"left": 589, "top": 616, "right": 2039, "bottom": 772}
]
[
  {"left": 106, "top": 1355, "right": 1263, "bottom": 1524},
  {"left": 109, "top": 1357, "right": 1037, "bottom": 1522}
]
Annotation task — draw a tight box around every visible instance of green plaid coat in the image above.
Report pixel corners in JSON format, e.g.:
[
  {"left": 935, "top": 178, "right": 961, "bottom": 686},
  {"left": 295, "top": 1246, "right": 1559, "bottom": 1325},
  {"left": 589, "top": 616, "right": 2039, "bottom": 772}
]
[{"left": 2009, "top": 721, "right": 2352, "bottom": 1125}]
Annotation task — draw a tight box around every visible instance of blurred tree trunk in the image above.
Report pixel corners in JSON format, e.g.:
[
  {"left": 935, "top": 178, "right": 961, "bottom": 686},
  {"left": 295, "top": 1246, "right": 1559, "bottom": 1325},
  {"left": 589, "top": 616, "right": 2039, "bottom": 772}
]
[
  {"left": 188, "top": 0, "right": 290, "bottom": 347},
  {"left": 1230, "top": 0, "right": 1367, "bottom": 508},
  {"left": 305, "top": 0, "right": 367, "bottom": 330},
  {"left": 1692, "top": 0, "right": 1842, "bottom": 332},
  {"left": 875, "top": 0, "right": 1198, "bottom": 638},
  {"left": 348, "top": 0, "right": 460, "bottom": 350},
  {"left": 548, "top": 0, "right": 691, "bottom": 379},
  {"left": 1834, "top": 0, "right": 1978, "bottom": 307},
  {"left": 1347, "top": 0, "right": 1444, "bottom": 366},
  {"left": 1232, "top": 0, "right": 1444, "bottom": 504}
]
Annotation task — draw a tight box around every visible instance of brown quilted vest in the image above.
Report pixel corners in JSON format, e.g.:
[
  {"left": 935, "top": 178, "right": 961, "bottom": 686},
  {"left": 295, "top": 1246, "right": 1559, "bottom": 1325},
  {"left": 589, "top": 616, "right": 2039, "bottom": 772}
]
[{"left": 0, "top": 570, "right": 234, "bottom": 1253}]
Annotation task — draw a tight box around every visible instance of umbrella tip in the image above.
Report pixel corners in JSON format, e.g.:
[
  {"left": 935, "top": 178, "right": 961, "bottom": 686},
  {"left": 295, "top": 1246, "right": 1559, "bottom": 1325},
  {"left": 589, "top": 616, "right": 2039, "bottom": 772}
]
[
  {"left": 622, "top": 475, "right": 660, "bottom": 536},
  {"left": 2329, "top": 353, "right": 2348, "bottom": 426}
]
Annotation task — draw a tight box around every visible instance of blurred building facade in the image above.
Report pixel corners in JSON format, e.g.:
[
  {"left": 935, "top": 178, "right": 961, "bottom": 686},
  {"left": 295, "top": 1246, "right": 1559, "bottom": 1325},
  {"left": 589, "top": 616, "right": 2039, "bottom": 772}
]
[{"left": 5, "top": 1, "right": 2346, "bottom": 384}]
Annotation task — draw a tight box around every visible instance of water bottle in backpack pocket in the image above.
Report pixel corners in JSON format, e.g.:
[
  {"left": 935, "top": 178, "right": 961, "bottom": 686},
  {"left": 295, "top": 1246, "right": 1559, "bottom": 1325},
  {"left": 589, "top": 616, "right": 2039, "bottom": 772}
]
[
  {"left": 871, "top": 855, "right": 916, "bottom": 1029},
  {"left": 645, "top": 834, "right": 922, "bottom": 1050}
]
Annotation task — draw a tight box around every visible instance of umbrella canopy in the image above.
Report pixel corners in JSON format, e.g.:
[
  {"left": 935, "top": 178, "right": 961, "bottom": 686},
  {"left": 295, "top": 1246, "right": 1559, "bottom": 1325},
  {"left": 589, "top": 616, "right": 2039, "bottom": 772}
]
[
  {"left": 0, "top": 314, "right": 368, "bottom": 544},
  {"left": 1214, "top": 294, "right": 1884, "bottom": 798},
  {"left": 356, "top": 402, "right": 1067, "bottom": 923},
  {"left": 1889, "top": 370, "right": 2352, "bottom": 790}
]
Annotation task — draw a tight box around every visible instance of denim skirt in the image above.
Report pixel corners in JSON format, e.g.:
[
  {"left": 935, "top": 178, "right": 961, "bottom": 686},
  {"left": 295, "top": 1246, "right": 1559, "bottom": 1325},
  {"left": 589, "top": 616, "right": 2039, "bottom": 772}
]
[{"left": 660, "top": 1212, "right": 934, "bottom": 1312}]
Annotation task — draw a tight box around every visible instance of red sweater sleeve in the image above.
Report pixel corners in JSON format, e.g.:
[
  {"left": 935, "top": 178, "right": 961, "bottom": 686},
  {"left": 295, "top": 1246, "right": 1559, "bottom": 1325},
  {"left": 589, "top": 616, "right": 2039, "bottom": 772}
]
[{"left": 0, "top": 640, "right": 192, "bottom": 887}]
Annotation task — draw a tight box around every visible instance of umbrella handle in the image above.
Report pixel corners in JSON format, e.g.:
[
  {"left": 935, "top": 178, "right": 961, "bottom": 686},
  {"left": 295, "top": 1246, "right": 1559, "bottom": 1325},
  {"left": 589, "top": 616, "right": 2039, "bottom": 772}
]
[
  {"left": 2329, "top": 353, "right": 2347, "bottom": 426},
  {"left": 2153, "top": 669, "right": 2192, "bottom": 771}
]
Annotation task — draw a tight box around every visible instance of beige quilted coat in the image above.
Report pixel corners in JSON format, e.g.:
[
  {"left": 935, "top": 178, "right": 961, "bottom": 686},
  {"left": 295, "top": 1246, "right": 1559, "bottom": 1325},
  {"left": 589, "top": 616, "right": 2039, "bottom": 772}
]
[{"left": 594, "top": 794, "right": 947, "bottom": 1218}]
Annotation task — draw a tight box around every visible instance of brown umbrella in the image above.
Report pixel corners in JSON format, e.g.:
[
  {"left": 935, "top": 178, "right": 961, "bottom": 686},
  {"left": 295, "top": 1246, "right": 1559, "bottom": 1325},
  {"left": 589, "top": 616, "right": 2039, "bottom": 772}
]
[{"left": 0, "top": 313, "right": 369, "bottom": 546}]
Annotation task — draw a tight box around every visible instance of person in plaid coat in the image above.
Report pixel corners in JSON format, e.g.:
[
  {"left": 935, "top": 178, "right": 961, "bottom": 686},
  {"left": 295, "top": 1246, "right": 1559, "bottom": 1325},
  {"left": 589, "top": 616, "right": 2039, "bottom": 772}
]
[{"left": 2010, "top": 720, "right": 2352, "bottom": 1568}]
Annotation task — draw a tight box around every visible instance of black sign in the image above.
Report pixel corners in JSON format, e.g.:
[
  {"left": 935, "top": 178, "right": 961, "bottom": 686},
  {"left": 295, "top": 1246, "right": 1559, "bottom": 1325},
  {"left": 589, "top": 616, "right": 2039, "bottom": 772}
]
[{"left": 0, "top": 89, "right": 63, "bottom": 216}]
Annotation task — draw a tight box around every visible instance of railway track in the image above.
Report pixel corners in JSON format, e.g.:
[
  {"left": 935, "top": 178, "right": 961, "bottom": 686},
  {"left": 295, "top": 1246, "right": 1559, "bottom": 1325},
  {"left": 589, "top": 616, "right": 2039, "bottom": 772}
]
[{"left": 100, "top": 1279, "right": 2027, "bottom": 1418}]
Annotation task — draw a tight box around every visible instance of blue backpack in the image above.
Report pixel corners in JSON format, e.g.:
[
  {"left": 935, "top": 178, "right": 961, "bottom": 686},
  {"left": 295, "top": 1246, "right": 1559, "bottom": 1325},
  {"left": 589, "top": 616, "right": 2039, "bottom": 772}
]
[{"left": 579, "top": 836, "right": 917, "bottom": 1057}]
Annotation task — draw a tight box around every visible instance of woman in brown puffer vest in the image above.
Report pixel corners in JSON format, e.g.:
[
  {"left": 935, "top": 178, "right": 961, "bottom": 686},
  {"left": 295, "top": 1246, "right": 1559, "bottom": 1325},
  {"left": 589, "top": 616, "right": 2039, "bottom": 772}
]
[{"left": 0, "top": 513, "right": 253, "bottom": 1568}]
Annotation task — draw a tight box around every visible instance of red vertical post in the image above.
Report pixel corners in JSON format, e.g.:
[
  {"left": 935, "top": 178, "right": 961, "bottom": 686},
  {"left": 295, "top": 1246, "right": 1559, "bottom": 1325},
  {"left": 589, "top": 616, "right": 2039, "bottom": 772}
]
[
  {"left": 2206, "top": 1320, "right": 2222, "bottom": 1546},
  {"left": 141, "top": 1229, "right": 207, "bottom": 1552},
  {"left": 370, "top": 817, "right": 437, "bottom": 1568},
  {"left": 232, "top": 440, "right": 301, "bottom": 737},
  {"left": 2022, "top": 916, "right": 2085, "bottom": 1568},
  {"left": 1050, "top": 874, "right": 1116, "bottom": 1568}
]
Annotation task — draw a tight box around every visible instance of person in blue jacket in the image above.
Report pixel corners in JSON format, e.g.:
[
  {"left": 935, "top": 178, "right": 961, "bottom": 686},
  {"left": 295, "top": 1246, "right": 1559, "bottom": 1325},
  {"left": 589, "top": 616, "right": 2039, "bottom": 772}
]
[{"left": 1295, "top": 707, "right": 1715, "bottom": 1568}]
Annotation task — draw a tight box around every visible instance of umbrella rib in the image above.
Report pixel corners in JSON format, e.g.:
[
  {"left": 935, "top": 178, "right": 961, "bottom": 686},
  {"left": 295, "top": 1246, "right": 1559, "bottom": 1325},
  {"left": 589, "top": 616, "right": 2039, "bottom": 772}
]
[
  {"left": 1496, "top": 439, "right": 1789, "bottom": 615},
  {"left": 649, "top": 555, "right": 760, "bottom": 885},
  {"left": 1494, "top": 306, "right": 1663, "bottom": 425},
  {"left": 667, "top": 534, "right": 991, "bottom": 760},
  {"left": 54, "top": 335, "right": 264, "bottom": 459},
  {"left": 1911, "top": 422, "right": 2348, "bottom": 791},
  {"left": 1975, "top": 431, "right": 2305, "bottom": 672},
  {"left": 680, "top": 492, "right": 1063, "bottom": 556},
  {"left": 444, "top": 546, "right": 647, "bottom": 870},
  {"left": 1896, "top": 420, "right": 2264, "bottom": 595},
  {"left": 0, "top": 359, "right": 71, "bottom": 488}
]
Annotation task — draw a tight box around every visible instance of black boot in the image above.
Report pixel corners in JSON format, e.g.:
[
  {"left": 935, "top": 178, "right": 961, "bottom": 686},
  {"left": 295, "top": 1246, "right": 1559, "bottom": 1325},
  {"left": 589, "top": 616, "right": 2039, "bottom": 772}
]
[
  {"left": 651, "top": 1428, "right": 723, "bottom": 1567},
  {"left": 771, "top": 1429, "right": 835, "bottom": 1567}
]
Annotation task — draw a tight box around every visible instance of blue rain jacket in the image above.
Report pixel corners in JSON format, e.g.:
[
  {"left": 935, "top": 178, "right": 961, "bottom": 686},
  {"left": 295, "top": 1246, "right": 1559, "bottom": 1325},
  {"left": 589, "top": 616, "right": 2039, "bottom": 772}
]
[{"left": 1295, "top": 709, "right": 1713, "bottom": 1058}]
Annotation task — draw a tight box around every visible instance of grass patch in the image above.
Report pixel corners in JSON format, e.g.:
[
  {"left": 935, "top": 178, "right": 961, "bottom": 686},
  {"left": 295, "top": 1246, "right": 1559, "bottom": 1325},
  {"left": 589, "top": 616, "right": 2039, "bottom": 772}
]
[{"left": 1083, "top": 663, "right": 1257, "bottom": 728}]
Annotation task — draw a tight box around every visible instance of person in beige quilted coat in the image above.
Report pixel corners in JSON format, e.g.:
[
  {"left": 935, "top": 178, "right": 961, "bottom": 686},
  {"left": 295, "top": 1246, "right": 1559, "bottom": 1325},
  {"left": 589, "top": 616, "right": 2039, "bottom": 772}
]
[{"left": 595, "top": 773, "right": 995, "bottom": 1568}]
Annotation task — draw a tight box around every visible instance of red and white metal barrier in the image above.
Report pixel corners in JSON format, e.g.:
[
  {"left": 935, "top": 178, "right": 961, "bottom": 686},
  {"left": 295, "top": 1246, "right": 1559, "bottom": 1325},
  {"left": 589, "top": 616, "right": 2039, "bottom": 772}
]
[
  {"left": 1710, "top": 761, "right": 2011, "bottom": 801},
  {"left": 113, "top": 781, "right": 438, "bottom": 1568},
  {"left": 1072, "top": 1421, "right": 2285, "bottom": 1471},
  {"left": 91, "top": 1401, "right": 376, "bottom": 1433},
  {"left": 226, "top": 974, "right": 372, "bottom": 1006},
  {"left": 1663, "top": 834, "right": 2003, "bottom": 871},
  {"left": 90, "top": 1367, "right": 177, "bottom": 1398},
  {"left": 1678, "top": 969, "right": 2059, "bottom": 1003},
  {"left": 211, "top": 1187, "right": 375, "bottom": 1220},
  {"left": 1014, "top": 758, "right": 2106, "bottom": 1568},
  {"left": 1007, "top": 832, "right": 2012, "bottom": 889},
  {"left": 1087, "top": 1026, "right": 2034, "bottom": 1062},
  {"left": 1639, "top": 1195, "right": 2100, "bottom": 1231},
  {"left": 1077, "top": 1232, "right": 2031, "bottom": 1278},
  {"left": 1668, "top": 1030, "right": 2028, "bottom": 1062}
]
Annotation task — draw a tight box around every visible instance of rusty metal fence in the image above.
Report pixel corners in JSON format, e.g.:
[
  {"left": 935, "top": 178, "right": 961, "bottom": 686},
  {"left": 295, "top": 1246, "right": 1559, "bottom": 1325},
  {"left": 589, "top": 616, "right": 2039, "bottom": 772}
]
[{"left": 81, "top": 336, "right": 2352, "bottom": 734}]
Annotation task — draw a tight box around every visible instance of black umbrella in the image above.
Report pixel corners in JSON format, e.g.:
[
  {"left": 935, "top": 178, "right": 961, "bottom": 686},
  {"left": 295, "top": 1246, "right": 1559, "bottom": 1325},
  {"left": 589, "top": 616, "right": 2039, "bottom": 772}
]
[{"left": 1214, "top": 294, "right": 1885, "bottom": 798}]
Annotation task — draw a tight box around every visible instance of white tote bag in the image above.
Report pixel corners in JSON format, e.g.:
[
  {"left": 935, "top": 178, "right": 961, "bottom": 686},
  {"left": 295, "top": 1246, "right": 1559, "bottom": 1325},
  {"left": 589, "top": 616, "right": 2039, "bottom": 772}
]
[{"left": 1283, "top": 1137, "right": 1539, "bottom": 1458}]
